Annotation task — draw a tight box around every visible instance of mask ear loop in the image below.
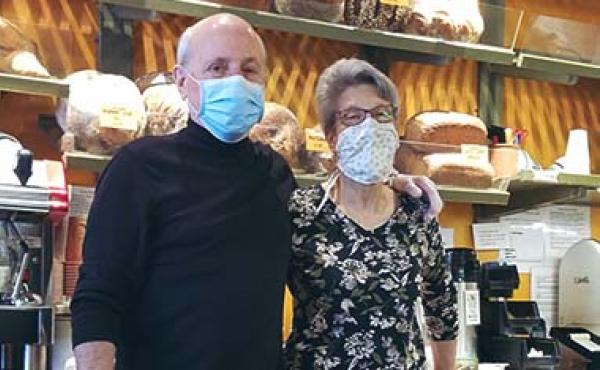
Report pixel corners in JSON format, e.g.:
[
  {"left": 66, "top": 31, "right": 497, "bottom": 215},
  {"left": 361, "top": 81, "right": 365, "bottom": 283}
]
[{"left": 315, "top": 170, "right": 340, "bottom": 215}]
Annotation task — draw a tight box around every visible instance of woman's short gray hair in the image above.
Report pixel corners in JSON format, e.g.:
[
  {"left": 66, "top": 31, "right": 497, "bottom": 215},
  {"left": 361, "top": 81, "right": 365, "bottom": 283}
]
[{"left": 315, "top": 58, "right": 400, "bottom": 136}]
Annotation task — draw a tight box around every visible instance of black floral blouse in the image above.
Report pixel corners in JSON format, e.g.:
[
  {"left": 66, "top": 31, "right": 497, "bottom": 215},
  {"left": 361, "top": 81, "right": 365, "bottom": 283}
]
[{"left": 283, "top": 185, "right": 458, "bottom": 370}]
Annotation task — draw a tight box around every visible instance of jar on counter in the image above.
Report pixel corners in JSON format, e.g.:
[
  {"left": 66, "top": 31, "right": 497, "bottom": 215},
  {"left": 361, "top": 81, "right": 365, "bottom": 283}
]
[{"left": 275, "top": 0, "right": 345, "bottom": 23}]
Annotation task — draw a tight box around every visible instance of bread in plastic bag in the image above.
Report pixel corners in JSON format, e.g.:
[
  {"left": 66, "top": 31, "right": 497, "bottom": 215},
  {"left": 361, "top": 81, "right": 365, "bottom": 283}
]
[
  {"left": 136, "top": 72, "right": 188, "bottom": 137},
  {"left": 57, "top": 71, "right": 145, "bottom": 155}
]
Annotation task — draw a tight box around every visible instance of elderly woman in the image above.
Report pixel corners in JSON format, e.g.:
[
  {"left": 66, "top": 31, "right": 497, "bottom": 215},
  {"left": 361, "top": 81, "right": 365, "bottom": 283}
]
[{"left": 284, "top": 59, "right": 458, "bottom": 370}]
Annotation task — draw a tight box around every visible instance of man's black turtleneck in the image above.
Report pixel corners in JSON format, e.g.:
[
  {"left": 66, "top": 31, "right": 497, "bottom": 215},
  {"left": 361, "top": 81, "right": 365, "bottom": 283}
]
[{"left": 71, "top": 121, "right": 296, "bottom": 370}]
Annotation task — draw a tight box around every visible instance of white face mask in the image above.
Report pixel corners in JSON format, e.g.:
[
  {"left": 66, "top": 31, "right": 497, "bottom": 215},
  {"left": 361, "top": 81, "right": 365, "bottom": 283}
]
[{"left": 335, "top": 117, "right": 399, "bottom": 185}]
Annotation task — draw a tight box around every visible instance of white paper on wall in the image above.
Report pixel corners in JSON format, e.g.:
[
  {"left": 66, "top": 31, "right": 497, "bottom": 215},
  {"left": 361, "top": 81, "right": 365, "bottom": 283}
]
[{"left": 472, "top": 223, "right": 510, "bottom": 250}]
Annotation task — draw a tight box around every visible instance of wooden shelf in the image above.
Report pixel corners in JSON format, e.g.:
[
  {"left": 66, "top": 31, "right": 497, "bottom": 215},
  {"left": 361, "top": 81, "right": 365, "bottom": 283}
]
[
  {"left": 0, "top": 72, "right": 69, "bottom": 98},
  {"left": 65, "top": 152, "right": 511, "bottom": 206},
  {"left": 477, "top": 171, "right": 600, "bottom": 219},
  {"left": 101, "top": 0, "right": 516, "bottom": 65},
  {"left": 63, "top": 151, "right": 111, "bottom": 173},
  {"left": 517, "top": 53, "right": 600, "bottom": 80},
  {"left": 294, "top": 174, "right": 510, "bottom": 205}
]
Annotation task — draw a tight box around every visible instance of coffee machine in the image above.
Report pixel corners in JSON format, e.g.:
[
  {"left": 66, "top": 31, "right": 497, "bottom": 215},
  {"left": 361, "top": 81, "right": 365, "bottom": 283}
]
[
  {"left": 446, "top": 248, "right": 481, "bottom": 370},
  {"left": 478, "top": 262, "right": 561, "bottom": 370},
  {"left": 0, "top": 133, "right": 68, "bottom": 370},
  {"left": 550, "top": 239, "right": 600, "bottom": 369}
]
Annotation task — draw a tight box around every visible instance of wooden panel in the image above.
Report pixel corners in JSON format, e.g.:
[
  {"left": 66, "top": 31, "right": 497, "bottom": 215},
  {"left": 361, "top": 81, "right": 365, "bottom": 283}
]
[
  {"left": 504, "top": 0, "right": 600, "bottom": 173},
  {"left": 0, "top": 0, "right": 98, "bottom": 185},
  {"left": 389, "top": 59, "right": 479, "bottom": 134},
  {"left": 439, "top": 203, "right": 475, "bottom": 248}
]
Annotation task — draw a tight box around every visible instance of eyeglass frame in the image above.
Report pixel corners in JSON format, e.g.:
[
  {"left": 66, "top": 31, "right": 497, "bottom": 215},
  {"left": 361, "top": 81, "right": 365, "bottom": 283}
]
[{"left": 334, "top": 104, "right": 399, "bottom": 127}]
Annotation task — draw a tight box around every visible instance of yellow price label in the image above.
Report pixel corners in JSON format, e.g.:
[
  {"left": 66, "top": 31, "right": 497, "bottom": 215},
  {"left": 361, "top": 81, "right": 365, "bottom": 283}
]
[
  {"left": 99, "top": 106, "right": 141, "bottom": 131},
  {"left": 461, "top": 144, "right": 489, "bottom": 164},
  {"left": 380, "top": 0, "right": 411, "bottom": 6},
  {"left": 305, "top": 132, "right": 331, "bottom": 153}
]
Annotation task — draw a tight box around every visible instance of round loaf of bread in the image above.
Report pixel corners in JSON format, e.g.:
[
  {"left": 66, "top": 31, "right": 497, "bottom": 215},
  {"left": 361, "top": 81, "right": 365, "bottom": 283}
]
[
  {"left": 403, "top": 111, "right": 487, "bottom": 154},
  {"left": 250, "top": 102, "right": 305, "bottom": 169}
]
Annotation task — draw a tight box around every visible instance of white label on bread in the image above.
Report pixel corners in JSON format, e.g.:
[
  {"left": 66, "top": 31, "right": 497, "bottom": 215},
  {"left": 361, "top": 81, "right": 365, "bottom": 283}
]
[
  {"left": 461, "top": 144, "right": 489, "bottom": 164},
  {"left": 306, "top": 132, "right": 331, "bottom": 153},
  {"left": 99, "top": 106, "right": 140, "bottom": 131}
]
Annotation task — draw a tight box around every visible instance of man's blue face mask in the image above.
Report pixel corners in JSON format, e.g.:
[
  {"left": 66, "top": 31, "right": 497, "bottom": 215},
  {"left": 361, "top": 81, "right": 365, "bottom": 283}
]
[{"left": 185, "top": 71, "right": 265, "bottom": 143}]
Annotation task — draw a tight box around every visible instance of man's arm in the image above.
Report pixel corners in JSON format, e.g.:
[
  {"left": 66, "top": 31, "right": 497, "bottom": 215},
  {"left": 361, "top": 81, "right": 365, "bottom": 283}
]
[
  {"left": 74, "top": 342, "right": 116, "bottom": 370},
  {"left": 389, "top": 174, "right": 442, "bottom": 219},
  {"left": 431, "top": 339, "right": 457, "bottom": 370},
  {"left": 71, "top": 148, "right": 151, "bottom": 369}
]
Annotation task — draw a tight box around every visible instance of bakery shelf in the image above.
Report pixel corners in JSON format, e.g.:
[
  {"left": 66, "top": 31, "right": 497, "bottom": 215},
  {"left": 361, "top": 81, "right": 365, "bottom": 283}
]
[
  {"left": 63, "top": 152, "right": 112, "bottom": 173},
  {"left": 294, "top": 173, "right": 510, "bottom": 205},
  {"left": 64, "top": 156, "right": 511, "bottom": 206},
  {"left": 437, "top": 185, "right": 509, "bottom": 205},
  {"left": 0, "top": 72, "right": 69, "bottom": 98},
  {"left": 476, "top": 171, "right": 600, "bottom": 219},
  {"left": 100, "top": 0, "right": 516, "bottom": 66},
  {"left": 516, "top": 53, "right": 600, "bottom": 80}
]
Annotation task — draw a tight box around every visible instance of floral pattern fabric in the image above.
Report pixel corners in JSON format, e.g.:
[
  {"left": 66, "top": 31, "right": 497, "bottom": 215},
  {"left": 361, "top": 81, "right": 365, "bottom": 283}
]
[{"left": 283, "top": 185, "right": 458, "bottom": 370}]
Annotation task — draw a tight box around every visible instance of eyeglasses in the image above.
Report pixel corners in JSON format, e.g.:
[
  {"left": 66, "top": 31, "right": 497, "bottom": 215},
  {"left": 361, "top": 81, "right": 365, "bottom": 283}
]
[{"left": 335, "top": 105, "right": 397, "bottom": 126}]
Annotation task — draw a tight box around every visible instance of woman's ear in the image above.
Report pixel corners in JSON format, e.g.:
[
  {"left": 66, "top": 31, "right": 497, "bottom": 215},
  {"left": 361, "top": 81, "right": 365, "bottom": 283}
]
[{"left": 325, "top": 128, "right": 338, "bottom": 152}]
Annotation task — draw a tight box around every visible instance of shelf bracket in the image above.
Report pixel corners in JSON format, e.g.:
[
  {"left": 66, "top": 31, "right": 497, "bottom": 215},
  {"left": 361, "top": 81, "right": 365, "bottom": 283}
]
[
  {"left": 98, "top": 3, "right": 157, "bottom": 78},
  {"left": 477, "top": 0, "right": 505, "bottom": 127}
]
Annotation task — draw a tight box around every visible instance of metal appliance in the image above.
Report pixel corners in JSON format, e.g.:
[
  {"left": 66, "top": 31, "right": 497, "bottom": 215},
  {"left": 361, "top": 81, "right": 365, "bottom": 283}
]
[
  {"left": 550, "top": 239, "right": 600, "bottom": 369},
  {"left": 478, "top": 262, "right": 561, "bottom": 370},
  {"left": 0, "top": 133, "right": 68, "bottom": 370},
  {"left": 446, "top": 248, "right": 481, "bottom": 370}
]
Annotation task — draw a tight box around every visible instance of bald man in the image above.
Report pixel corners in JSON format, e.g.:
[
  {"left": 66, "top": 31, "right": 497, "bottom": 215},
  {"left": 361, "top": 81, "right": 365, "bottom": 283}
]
[{"left": 71, "top": 13, "right": 442, "bottom": 370}]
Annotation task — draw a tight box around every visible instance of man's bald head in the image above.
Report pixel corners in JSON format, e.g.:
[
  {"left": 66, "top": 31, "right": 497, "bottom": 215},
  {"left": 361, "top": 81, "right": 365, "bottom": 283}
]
[{"left": 176, "top": 13, "right": 267, "bottom": 68}]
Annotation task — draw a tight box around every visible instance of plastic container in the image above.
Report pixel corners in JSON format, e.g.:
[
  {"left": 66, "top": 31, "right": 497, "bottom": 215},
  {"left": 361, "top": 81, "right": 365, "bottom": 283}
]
[
  {"left": 275, "top": 0, "right": 344, "bottom": 23},
  {"left": 490, "top": 144, "right": 519, "bottom": 178}
]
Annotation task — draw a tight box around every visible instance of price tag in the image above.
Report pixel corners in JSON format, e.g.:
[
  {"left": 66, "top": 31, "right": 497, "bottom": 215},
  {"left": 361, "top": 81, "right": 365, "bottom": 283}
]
[
  {"left": 380, "top": 0, "right": 411, "bottom": 6},
  {"left": 465, "top": 290, "right": 481, "bottom": 326},
  {"left": 461, "top": 144, "right": 489, "bottom": 164},
  {"left": 305, "top": 132, "right": 331, "bottom": 153},
  {"left": 532, "top": 170, "right": 559, "bottom": 183},
  {"left": 99, "top": 106, "right": 141, "bottom": 131}
]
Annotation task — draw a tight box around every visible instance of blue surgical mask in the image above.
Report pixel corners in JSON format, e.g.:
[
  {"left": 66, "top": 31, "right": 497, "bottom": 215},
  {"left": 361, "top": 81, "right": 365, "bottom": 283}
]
[{"left": 186, "top": 73, "right": 265, "bottom": 143}]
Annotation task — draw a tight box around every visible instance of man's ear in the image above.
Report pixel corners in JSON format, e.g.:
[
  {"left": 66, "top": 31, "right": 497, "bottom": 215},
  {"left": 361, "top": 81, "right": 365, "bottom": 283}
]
[{"left": 173, "top": 65, "right": 187, "bottom": 99}]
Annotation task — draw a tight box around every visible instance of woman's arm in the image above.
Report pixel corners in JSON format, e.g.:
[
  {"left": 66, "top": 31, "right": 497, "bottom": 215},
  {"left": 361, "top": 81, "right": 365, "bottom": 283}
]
[
  {"left": 431, "top": 339, "right": 457, "bottom": 370},
  {"left": 419, "top": 218, "right": 459, "bottom": 369}
]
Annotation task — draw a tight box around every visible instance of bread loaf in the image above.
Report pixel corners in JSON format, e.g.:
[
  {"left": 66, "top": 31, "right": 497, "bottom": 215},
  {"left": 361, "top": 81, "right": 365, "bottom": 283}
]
[
  {"left": 404, "top": 111, "right": 487, "bottom": 153},
  {"left": 57, "top": 71, "right": 146, "bottom": 155},
  {"left": 250, "top": 102, "right": 305, "bottom": 169},
  {"left": 344, "top": 0, "right": 407, "bottom": 31},
  {"left": 395, "top": 146, "right": 494, "bottom": 188},
  {"left": 0, "top": 17, "right": 50, "bottom": 77},
  {"left": 276, "top": 0, "right": 344, "bottom": 22},
  {"left": 136, "top": 72, "right": 188, "bottom": 137}
]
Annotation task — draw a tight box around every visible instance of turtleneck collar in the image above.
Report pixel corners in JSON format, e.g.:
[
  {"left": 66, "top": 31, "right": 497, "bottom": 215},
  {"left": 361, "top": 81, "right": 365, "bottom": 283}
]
[{"left": 179, "top": 119, "right": 252, "bottom": 153}]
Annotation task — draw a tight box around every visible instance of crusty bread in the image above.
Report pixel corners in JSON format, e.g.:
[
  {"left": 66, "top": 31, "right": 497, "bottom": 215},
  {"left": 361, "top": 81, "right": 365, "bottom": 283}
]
[
  {"left": 404, "top": 111, "right": 487, "bottom": 154},
  {"left": 0, "top": 17, "right": 50, "bottom": 77},
  {"left": 249, "top": 102, "right": 305, "bottom": 169},
  {"left": 395, "top": 145, "right": 494, "bottom": 188}
]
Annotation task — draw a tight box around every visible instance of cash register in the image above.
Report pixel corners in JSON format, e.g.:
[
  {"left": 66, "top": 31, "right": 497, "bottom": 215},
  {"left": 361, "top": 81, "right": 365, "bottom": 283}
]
[{"left": 478, "top": 262, "right": 561, "bottom": 370}]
